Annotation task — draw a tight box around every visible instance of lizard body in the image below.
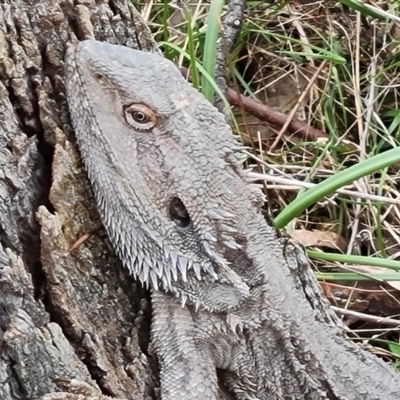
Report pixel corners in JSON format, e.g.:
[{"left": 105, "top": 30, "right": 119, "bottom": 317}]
[{"left": 65, "top": 40, "right": 400, "bottom": 400}]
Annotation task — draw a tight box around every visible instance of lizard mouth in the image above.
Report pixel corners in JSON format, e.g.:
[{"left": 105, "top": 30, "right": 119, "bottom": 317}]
[{"left": 169, "top": 197, "right": 190, "bottom": 228}]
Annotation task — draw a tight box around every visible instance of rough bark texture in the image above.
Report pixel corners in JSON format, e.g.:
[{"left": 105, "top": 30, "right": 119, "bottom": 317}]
[{"left": 0, "top": 1, "right": 157, "bottom": 399}]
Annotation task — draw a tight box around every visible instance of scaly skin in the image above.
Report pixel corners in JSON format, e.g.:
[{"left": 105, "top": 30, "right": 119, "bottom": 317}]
[{"left": 65, "top": 40, "right": 400, "bottom": 400}]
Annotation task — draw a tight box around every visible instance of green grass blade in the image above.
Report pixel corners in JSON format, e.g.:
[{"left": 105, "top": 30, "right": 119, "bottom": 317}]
[
  {"left": 184, "top": 8, "right": 200, "bottom": 90},
  {"left": 202, "top": 0, "right": 224, "bottom": 101},
  {"left": 246, "top": 27, "right": 346, "bottom": 64},
  {"left": 274, "top": 147, "right": 400, "bottom": 228},
  {"left": 315, "top": 272, "right": 400, "bottom": 281},
  {"left": 338, "top": 0, "right": 400, "bottom": 21},
  {"left": 308, "top": 250, "right": 400, "bottom": 271}
]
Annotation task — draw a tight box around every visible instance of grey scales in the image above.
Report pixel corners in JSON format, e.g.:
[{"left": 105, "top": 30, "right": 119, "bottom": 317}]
[{"left": 65, "top": 40, "right": 400, "bottom": 400}]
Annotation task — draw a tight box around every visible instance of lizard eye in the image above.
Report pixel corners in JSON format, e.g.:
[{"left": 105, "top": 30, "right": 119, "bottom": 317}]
[{"left": 124, "top": 104, "right": 157, "bottom": 131}]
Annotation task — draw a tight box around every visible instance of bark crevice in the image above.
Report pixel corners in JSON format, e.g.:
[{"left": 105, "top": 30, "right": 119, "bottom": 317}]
[{"left": 0, "top": 2, "right": 158, "bottom": 399}]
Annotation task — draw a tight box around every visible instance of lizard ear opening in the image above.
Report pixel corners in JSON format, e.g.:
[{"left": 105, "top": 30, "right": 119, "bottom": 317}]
[{"left": 169, "top": 197, "right": 190, "bottom": 228}]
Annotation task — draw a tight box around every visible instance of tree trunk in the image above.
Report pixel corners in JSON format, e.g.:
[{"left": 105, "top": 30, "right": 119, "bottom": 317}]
[{"left": 0, "top": 1, "right": 157, "bottom": 399}]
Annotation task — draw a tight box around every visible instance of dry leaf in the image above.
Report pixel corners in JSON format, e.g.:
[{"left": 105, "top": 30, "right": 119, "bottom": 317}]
[{"left": 290, "top": 229, "right": 347, "bottom": 251}]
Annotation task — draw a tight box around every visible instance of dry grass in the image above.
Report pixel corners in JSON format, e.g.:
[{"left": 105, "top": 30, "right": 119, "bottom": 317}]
[{"left": 137, "top": 0, "right": 400, "bottom": 369}]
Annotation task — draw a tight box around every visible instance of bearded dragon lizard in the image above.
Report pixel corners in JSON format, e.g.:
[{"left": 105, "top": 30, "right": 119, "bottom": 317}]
[{"left": 65, "top": 40, "right": 400, "bottom": 400}]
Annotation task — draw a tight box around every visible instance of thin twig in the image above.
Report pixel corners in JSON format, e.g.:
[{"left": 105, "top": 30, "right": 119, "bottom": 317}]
[
  {"left": 332, "top": 306, "right": 400, "bottom": 327},
  {"left": 214, "top": 0, "right": 245, "bottom": 114},
  {"left": 248, "top": 172, "right": 400, "bottom": 205},
  {"left": 269, "top": 60, "right": 328, "bottom": 152},
  {"left": 225, "top": 87, "right": 328, "bottom": 141},
  {"left": 180, "top": 66, "right": 327, "bottom": 141}
]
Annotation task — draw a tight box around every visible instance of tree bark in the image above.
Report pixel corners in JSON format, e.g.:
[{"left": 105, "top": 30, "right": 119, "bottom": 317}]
[
  {"left": 0, "top": 1, "right": 399, "bottom": 400},
  {"left": 0, "top": 1, "right": 157, "bottom": 399}
]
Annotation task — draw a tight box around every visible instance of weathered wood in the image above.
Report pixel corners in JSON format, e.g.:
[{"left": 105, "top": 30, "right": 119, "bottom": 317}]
[{"left": 0, "top": 1, "right": 156, "bottom": 399}]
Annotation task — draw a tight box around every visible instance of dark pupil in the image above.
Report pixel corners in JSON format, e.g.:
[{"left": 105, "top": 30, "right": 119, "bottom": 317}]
[{"left": 133, "top": 111, "right": 148, "bottom": 123}]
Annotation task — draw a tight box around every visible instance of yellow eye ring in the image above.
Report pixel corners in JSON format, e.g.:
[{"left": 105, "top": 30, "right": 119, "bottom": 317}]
[{"left": 124, "top": 104, "right": 157, "bottom": 131}]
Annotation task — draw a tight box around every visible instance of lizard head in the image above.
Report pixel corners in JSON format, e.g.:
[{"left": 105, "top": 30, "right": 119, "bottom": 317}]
[{"left": 65, "top": 40, "right": 265, "bottom": 312}]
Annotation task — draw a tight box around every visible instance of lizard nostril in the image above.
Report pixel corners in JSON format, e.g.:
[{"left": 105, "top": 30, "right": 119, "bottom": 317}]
[{"left": 169, "top": 197, "right": 190, "bottom": 228}]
